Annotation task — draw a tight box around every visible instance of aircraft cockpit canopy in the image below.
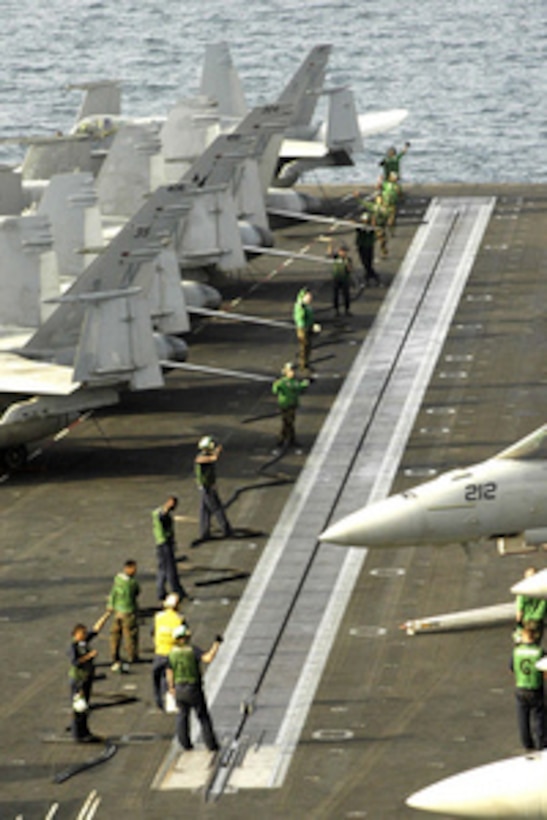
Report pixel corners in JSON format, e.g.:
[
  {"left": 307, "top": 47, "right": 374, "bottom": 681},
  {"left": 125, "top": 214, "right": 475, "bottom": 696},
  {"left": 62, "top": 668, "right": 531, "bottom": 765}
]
[{"left": 497, "top": 425, "right": 547, "bottom": 461}]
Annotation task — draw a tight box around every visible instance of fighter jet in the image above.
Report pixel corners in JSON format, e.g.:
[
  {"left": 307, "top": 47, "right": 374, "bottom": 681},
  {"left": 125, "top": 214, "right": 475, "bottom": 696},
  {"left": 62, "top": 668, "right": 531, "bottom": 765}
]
[
  {"left": 406, "top": 750, "right": 547, "bottom": 818},
  {"left": 0, "top": 121, "right": 275, "bottom": 469},
  {"left": 511, "top": 568, "right": 547, "bottom": 599},
  {"left": 319, "top": 424, "right": 547, "bottom": 554},
  {"left": 200, "top": 42, "right": 408, "bottom": 186}
]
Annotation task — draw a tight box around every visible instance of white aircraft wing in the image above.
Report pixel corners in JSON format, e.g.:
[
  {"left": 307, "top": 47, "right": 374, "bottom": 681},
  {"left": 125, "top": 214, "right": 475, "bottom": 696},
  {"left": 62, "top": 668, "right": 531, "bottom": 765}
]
[
  {"left": 278, "top": 138, "right": 329, "bottom": 160},
  {"left": 0, "top": 353, "right": 79, "bottom": 395},
  {"left": 357, "top": 108, "right": 409, "bottom": 137}
]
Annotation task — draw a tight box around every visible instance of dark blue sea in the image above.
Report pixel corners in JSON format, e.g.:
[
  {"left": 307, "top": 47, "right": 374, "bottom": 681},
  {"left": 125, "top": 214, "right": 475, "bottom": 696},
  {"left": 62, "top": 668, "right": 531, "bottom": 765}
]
[{"left": 1, "top": 0, "right": 545, "bottom": 184}]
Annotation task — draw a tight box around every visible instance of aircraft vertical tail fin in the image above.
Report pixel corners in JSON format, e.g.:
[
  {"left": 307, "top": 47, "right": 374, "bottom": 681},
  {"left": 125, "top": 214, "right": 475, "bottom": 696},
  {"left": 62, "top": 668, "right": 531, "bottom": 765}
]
[
  {"left": 160, "top": 98, "right": 221, "bottom": 184},
  {"left": 200, "top": 42, "right": 248, "bottom": 118},
  {"left": 0, "top": 167, "right": 25, "bottom": 215},
  {"left": 145, "top": 248, "right": 190, "bottom": 334},
  {"left": 24, "top": 126, "right": 269, "bottom": 359},
  {"left": 69, "top": 80, "right": 122, "bottom": 122},
  {"left": 324, "top": 87, "right": 364, "bottom": 154},
  {"left": 175, "top": 185, "right": 246, "bottom": 272},
  {"left": 191, "top": 104, "right": 294, "bottom": 222},
  {"left": 277, "top": 44, "right": 331, "bottom": 132},
  {"left": 72, "top": 288, "right": 163, "bottom": 390},
  {"left": 37, "top": 172, "right": 104, "bottom": 279},
  {"left": 96, "top": 124, "right": 165, "bottom": 217},
  {"left": 0, "top": 214, "right": 60, "bottom": 327}
]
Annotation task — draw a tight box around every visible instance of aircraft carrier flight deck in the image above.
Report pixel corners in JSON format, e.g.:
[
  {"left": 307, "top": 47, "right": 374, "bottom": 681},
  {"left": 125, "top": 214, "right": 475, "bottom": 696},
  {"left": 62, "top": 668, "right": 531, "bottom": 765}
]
[{"left": 1, "top": 182, "right": 546, "bottom": 820}]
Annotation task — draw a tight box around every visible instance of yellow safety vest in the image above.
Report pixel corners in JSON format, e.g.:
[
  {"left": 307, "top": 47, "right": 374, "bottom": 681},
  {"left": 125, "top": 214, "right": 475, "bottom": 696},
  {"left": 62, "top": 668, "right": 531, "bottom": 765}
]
[{"left": 154, "top": 610, "right": 183, "bottom": 656}]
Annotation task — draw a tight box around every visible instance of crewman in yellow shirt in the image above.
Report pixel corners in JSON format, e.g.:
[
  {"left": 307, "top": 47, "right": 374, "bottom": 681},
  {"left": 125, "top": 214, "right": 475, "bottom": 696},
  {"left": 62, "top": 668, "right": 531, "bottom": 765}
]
[{"left": 152, "top": 594, "right": 185, "bottom": 710}]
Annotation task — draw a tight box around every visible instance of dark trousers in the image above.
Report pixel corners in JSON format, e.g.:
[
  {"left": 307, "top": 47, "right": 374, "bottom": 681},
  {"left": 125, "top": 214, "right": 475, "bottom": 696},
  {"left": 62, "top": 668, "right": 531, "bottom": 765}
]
[
  {"left": 279, "top": 406, "right": 296, "bottom": 445},
  {"left": 333, "top": 278, "right": 350, "bottom": 313},
  {"left": 175, "top": 682, "right": 219, "bottom": 751},
  {"left": 199, "top": 487, "right": 231, "bottom": 539},
  {"left": 515, "top": 687, "right": 545, "bottom": 750},
  {"left": 152, "top": 654, "right": 169, "bottom": 710},
  {"left": 357, "top": 244, "right": 380, "bottom": 284},
  {"left": 70, "top": 677, "right": 92, "bottom": 740},
  {"left": 156, "top": 541, "right": 186, "bottom": 601}
]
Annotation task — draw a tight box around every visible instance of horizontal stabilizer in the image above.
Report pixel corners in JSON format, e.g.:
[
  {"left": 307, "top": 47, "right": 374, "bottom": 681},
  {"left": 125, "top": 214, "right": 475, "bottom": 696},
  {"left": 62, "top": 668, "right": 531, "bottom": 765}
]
[
  {"left": 278, "top": 139, "right": 330, "bottom": 160},
  {"left": 0, "top": 352, "right": 79, "bottom": 396}
]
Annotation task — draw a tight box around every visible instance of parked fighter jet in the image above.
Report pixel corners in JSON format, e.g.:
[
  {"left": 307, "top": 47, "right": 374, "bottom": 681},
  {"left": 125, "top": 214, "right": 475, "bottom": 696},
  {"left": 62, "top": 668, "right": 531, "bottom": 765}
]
[
  {"left": 200, "top": 42, "right": 408, "bottom": 186},
  {"left": 0, "top": 121, "right": 274, "bottom": 469},
  {"left": 319, "top": 425, "right": 547, "bottom": 554},
  {"left": 406, "top": 750, "right": 547, "bottom": 818}
]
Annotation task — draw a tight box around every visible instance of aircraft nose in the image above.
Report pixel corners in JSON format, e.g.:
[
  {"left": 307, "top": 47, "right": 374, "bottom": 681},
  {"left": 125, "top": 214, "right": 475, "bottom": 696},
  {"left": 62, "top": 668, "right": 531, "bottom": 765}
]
[
  {"left": 319, "top": 494, "right": 424, "bottom": 548},
  {"left": 405, "top": 753, "right": 547, "bottom": 818}
]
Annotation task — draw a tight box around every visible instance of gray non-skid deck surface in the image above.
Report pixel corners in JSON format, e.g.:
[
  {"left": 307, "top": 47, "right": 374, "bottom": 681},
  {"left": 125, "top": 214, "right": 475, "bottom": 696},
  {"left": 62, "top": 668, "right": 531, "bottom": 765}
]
[{"left": 164, "top": 197, "right": 495, "bottom": 788}]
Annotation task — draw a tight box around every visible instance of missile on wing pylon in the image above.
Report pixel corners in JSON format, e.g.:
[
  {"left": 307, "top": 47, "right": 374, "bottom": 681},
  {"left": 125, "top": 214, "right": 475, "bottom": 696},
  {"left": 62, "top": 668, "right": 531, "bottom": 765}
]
[
  {"left": 401, "top": 602, "right": 515, "bottom": 636},
  {"left": 511, "top": 567, "right": 547, "bottom": 599},
  {"left": 406, "top": 751, "right": 547, "bottom": 818},
  {"left": 319, "top": 425, "right": 547, "bottom": 551}
]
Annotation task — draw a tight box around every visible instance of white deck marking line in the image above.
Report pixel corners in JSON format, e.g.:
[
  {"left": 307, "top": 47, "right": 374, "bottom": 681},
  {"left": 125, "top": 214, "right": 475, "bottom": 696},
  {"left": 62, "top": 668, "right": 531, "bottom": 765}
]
[{"left": 155, "top": 197, "right": 495, "bottom": 790}]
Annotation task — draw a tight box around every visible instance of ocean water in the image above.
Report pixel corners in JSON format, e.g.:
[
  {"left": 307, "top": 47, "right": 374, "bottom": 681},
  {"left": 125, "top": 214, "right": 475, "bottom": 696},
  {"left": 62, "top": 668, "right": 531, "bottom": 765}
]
[{"left": 0, "top": 0, "right": 545, "bottom": 184}]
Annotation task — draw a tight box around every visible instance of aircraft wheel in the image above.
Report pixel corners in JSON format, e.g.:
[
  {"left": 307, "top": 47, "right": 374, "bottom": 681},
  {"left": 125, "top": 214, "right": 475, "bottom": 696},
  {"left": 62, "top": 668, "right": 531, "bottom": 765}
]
[{"left": 3, "top": 445, "right": 28, "bottom": 471}]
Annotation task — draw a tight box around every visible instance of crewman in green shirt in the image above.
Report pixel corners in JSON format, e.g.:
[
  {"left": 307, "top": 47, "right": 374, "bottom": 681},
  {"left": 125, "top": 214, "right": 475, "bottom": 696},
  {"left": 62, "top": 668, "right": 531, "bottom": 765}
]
[
  {"left": 515, "top": 566, "right": 547, "bottom": 642},
  {"left": 293, "top": 287, "right": 320, "bottom": 374},
  {"left": 379, "top": 142, "right": 410, "bottom": 182},
  {"left": 166, "top": 624, "right": 221, "bottom": 752},
  {"left": 193, "top": 436, "right": 233, "bottom": 544},
  {"left": 355, "top": 212, "right": 381, "bottom": 287},
  {"left": 272, "top": 362, "right": 309, "bottom": 451},
  {"left": 328, "top": 241, "right": 354, "bottom": 317},
  {"left": 107, "top": 559, "right": 140, "bottom": 672},
  {"left": 382, "top": 172, "right": 401, "bottom": 230},
  {"left": 510, "top": 621, "right": 546, "bottom": 751}
]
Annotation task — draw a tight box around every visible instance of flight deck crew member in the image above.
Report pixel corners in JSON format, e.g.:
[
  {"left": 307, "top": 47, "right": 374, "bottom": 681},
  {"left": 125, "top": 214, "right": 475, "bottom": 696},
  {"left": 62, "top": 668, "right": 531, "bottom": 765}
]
[
  {"left": 379, "top": 142, "right": 410, "bottom": 182},
  {"left": 515, "top": 567, "right": 547, "bottom": 641},
  {"left": 166, "top": 624, "right": 221, "bottom": 752},
  {"left": 272, "top": 362, "right": 309, "bottom": 450},
  {"left": 194, "top": 437, "right": 233, "bottom": 544},
  {"left": 510, "top": 620, "right": 546, "bottom": 751},
  {"left": 382, "top": 172, "right": 401, "bottom": 230},
  {"left": 328, "top": 242, "right": 353, "bottom": 316},
  {"left": 370, "top": 194, "right": 389, "bottom": 258},
  {"left": 107, "top": 559, "right": 140, "bottom": 671},
  {"left": 68, "top": 611, "right": 110, "bottom": 741},
  {"left": 152, "top": 593, "right": 185, "bottom": 710},
  {"left": 152, "top": 496, "right": 187, "bottom": 603},
  {"left": 293, "top": 287, "right": 320, "bottom": 374},
  {"left": 355, "top": 213, "right": 381, "bottom": 286}
]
